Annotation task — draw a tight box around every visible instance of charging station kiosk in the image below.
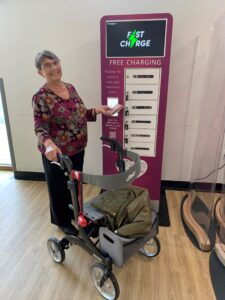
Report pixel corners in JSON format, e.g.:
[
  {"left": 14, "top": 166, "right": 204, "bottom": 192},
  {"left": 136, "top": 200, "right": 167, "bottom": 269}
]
[{"left": 101, "top": 14, "right": 173, "bottom": 210}]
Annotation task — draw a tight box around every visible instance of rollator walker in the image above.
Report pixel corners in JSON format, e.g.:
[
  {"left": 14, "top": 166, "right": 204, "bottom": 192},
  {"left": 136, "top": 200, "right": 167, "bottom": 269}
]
[{"left": 47, "top": 137, "right": 160, "bottom": 300}]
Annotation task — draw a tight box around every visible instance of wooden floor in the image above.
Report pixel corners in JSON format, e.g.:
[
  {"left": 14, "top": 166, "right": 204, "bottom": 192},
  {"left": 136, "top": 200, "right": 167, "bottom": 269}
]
[{"left": 0, "top": 171, "right": 217, "bottom": 300}]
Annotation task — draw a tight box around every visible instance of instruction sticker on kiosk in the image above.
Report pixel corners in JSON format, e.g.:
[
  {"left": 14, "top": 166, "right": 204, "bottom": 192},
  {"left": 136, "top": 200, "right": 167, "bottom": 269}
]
[{"left": 107, "top": 97, "right": 124, "bottom": 116}]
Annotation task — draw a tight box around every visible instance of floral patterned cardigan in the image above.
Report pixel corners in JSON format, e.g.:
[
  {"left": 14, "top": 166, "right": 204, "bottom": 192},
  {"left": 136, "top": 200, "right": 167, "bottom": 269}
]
[{"left": 32, "top": 83, "right": 96, "bottom": 156}]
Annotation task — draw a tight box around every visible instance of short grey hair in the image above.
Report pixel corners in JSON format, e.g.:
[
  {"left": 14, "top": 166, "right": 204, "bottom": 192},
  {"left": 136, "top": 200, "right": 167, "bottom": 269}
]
[{"left": 35, "top": 50, "right": 59, "bottom": 70}]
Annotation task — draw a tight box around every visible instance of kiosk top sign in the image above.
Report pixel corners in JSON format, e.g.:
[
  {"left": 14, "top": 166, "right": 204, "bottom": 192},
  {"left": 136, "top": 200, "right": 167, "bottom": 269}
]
[{"left": 106, "top": 19, "right": 167, "bottom": 58}]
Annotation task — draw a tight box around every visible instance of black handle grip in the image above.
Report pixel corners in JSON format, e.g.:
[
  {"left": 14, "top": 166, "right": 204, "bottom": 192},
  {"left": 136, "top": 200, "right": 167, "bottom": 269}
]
[
  {"left": 100, "top": 136, "right": 122, "bottom": 151},
  {"left": 100, "top": 136, "right": 117, "bottom": 144},
  {"left": 58, "top": 154, "right": 73, "bottom": 172}
]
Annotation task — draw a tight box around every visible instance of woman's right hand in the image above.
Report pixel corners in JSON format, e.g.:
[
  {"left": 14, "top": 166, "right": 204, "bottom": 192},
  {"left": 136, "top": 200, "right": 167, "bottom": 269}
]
[{"left": 44, "top": 139, "right": 62, "bottom": 161}]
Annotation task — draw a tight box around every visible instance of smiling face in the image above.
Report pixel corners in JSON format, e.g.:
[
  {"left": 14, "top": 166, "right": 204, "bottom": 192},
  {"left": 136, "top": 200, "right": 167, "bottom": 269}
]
[{"left": 38, "top": 58, "right": 62, "bottom": 84}]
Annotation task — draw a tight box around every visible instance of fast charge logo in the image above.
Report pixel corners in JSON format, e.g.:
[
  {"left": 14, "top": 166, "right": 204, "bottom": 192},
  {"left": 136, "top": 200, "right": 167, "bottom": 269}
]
[{"left": 120, "top": 30, "right": 151, "bottom": 48}]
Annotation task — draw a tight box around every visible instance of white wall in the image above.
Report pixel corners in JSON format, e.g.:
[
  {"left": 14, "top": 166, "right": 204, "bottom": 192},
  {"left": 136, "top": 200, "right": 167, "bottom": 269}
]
[{"left": 0, "top": 0, "right": 225, "bottom": 180}]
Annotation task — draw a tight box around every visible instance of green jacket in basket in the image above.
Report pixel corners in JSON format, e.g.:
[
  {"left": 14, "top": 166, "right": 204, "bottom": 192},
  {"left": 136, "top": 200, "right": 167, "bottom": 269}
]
[{"left": 91, "top": 186, "right": 152, "bottom": 238}]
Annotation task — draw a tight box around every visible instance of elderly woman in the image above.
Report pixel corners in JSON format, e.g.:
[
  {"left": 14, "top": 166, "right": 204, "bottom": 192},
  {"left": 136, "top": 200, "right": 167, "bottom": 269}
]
[{"left": 32, "top": 50, "right": 111, "bottom": 236}]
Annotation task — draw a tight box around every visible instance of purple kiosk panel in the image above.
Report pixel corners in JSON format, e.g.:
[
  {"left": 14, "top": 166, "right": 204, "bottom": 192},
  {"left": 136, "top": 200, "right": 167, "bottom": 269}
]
[{"left": 101, "top": 14, "right": 173, "bottom": 207}]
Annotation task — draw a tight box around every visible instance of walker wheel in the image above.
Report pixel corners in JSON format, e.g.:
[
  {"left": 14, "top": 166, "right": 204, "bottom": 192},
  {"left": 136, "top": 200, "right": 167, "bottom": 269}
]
[
  {"left": 90, "top": 263, "right": 120, "bottom": 300},
  {"left": 139, "top": 236, "right": 161, "bottom": 257},
  {"left": 47, "top": 238, "right": 65, "bottom": 263}
]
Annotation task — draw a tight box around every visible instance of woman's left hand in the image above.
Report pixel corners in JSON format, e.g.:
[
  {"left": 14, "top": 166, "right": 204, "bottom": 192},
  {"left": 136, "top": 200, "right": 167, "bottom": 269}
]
[{"left": 95, "top": 105, "right": 112, "bottom": 115}]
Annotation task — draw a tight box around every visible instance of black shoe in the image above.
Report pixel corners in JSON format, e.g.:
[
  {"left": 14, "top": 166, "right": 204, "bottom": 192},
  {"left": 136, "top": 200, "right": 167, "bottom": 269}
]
[{"left": 59, "top": 224, "right": 79, "bottom": 236}]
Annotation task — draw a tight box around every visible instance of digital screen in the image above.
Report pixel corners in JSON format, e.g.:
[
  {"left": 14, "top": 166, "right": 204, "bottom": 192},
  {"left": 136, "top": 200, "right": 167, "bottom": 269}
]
[{"left": 106, "top": 20, "right": 166, "bottom": 57}]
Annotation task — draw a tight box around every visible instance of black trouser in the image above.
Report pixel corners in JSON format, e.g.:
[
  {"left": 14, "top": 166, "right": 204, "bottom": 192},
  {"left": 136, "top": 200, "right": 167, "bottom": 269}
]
[{"left": 42, "top": 150, "right": 85, "bottom": 226}]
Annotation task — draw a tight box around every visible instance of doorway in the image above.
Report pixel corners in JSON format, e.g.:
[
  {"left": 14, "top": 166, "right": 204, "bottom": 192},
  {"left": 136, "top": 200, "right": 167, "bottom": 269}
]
[{"left": 0, "top": 79, "right": 15, "bottom": 171}]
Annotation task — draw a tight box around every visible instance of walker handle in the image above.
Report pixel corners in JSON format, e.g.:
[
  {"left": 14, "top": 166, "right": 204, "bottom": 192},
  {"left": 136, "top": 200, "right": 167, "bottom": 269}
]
[
  {"left": 100, "top": 136, "right": 122, "bottom": 152},
  {"left": 101, "top": 136, "right": 126, "bottom": 173},
  {"left": 57, "top": 154, "right": 73, "bottom": 172}
]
